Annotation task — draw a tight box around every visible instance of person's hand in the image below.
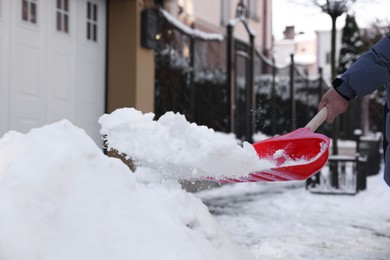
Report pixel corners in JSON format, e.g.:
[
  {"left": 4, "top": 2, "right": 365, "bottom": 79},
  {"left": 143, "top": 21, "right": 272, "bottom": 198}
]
[{"left": 318, "top": 88, "right": 349, "bottom": 123}]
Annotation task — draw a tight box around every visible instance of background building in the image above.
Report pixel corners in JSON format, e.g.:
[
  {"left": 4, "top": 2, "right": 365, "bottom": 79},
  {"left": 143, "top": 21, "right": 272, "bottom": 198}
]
[
  {"left": 316, "top": 29, "right": 342, "bottom": 82},
  {"left": 273, "top": 26, "right": 318, "bottom": 77},
  {"left": 0, "top": 0, "right": 273, "bottom": 144}
]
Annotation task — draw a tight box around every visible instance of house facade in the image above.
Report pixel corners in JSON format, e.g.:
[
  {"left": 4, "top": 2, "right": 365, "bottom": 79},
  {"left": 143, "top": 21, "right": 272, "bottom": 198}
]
[
  {"left": 0, "top": 0, "right": 155, "bottom": 144},
  {"left": 0, "top": 0, "right": 108, "bottom": 144},
  {"left": 0, "top": 0, "right": 272, "bottom": 144}
]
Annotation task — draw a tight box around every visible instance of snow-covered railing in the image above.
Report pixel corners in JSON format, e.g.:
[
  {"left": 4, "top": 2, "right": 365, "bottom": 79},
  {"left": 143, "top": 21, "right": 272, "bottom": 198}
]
[
  {"left": 159, "top": 8, "right": 224, "bottom": 41},
  {"left": 254, "top": 47, "right": 330, "bottom": 89},
  {"left": 294, "top": 66, "right": 321, "bottom": 81},
  {"left": 255, "top": 48, "right": 290, "bottom": 70}
]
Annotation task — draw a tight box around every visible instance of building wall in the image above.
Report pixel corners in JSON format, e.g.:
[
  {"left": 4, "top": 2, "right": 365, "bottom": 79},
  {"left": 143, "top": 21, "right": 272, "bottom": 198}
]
[
  {"left": 316, "top": 30, "right": 342, "bottom": 82},
  {"left": 294, "top": 35, "right": 317, "bottom": 76},
  {"left": 176, "top": 0, "right": 273, "bottom": 51},
  {"left": 107, "top": 0, "right": 155, "bottom": 114},
  {"left": 0, "top": 0, "right": 10, "bottom": 137},
  {"left": 274, "top": 28, "right": 318, "bottom": 77}
]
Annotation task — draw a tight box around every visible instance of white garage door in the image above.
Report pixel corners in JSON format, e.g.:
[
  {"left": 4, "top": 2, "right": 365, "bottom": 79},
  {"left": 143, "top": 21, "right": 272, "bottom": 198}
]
[{"left": 0, "top": 0, "right": 106, "bottom": 144}]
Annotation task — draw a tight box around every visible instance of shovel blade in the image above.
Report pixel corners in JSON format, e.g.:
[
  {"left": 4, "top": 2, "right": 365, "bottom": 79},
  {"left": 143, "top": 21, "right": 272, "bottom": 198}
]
[{"left": 216, "top": 128, "right": 330, "bottom": 183}]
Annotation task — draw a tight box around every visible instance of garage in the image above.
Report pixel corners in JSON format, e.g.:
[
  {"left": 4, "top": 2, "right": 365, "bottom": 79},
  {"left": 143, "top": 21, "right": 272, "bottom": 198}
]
[{"left": 0, "top": 0, "right": 106, "bottom": 144}]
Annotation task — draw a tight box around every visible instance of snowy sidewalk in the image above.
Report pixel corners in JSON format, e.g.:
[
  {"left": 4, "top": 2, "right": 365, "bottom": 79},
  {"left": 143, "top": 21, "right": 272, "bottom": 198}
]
[{"left": 197, "top": 169, "right": 390, "bottom": 260}]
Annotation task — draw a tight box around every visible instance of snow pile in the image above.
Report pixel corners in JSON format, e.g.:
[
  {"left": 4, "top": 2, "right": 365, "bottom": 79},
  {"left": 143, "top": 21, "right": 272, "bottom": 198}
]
[
  {"left": 0, "top": 120, "right": 254, "bottom": 260},
  {"left": 99, "top": 108, "right": 274, "bottom": 180}
]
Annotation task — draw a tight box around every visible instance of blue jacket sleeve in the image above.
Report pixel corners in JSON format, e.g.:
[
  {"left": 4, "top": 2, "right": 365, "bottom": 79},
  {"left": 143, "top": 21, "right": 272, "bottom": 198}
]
[{"left": 336, "top": 32, "right": 390, "bottom": 99}]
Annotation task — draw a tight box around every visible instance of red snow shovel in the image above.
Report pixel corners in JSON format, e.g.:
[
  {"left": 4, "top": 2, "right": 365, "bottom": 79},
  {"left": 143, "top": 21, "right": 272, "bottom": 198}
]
[{"left": 216, "top": 107, "right": 330, "bottom": 183}]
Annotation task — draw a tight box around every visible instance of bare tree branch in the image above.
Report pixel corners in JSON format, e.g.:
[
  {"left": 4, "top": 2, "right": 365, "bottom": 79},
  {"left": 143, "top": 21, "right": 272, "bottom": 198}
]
[{"left": 311, "top": 0, "right": 356, "bottom": 18}]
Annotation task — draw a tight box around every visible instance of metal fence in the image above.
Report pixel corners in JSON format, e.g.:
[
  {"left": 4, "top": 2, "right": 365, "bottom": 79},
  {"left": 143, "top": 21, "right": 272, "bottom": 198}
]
[
  {"left": 154, "top": 8, "right": 228, "bottom": 133},
  {"left": 153, "top": 8, "right": 383, "bottom": 142},
  {"left": 252, "top": 50, "right": 329, "bottom": 136}
]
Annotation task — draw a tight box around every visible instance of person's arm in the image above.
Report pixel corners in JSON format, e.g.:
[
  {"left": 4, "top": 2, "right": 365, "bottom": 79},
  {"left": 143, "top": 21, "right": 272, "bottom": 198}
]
[
  {"left": 337, "top": 32, "right": 390, "bottom": 99},
  {"left": 319, "top": 32, "right": 390, "bottom": 122}
]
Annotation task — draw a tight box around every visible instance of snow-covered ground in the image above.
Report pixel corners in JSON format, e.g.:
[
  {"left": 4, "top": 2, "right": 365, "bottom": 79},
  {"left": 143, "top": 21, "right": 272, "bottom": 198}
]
[
  {"left": 198, "top": 172, "right": 390, "bottom": 259},
  {"left": 0, "top": 107, "right": 389, "bottom": 260}
]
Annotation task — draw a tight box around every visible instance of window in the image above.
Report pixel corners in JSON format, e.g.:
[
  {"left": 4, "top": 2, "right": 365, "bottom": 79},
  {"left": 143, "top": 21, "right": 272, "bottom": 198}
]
[
  {"left": 246, "top": 0, "right": 258, "bottom": 20},
  {"left": 220, "top": 0, "right": 230, "bottom": 26},
  {"left": 22, "top": 0, "right": 37, "bottom": 24},
  {"left": 86, "top": 1, "right": 98, "bottom": 42},
  {"left": 56, "top": 0, "right": 69, "bottom": 33}
]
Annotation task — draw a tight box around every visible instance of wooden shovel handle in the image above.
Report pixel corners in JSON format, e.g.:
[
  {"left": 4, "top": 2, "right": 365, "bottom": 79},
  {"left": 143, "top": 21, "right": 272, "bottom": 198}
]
[{"left": 305, "top": 107, "right": 328, "bottom": 132}]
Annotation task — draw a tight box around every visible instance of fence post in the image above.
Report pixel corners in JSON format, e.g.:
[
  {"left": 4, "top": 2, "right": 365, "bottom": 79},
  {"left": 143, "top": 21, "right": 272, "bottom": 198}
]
[
  {"left": 246, "top": 33, "right": 255, "bottom": 143},
  {"left": 189, "top": 26, "right": 195, "bottom": 121},
  {"left": 290, "top": 54, "right": 296, "bottom": 130},
  {"left": 271, "top": 56, "right": 276, "bottom": 135},
  {"left": 318, "top": 67, "right": 323, "bottom": 101},
  {"left": 226, "top": 24, "right": 235, "bottom": 134}
]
